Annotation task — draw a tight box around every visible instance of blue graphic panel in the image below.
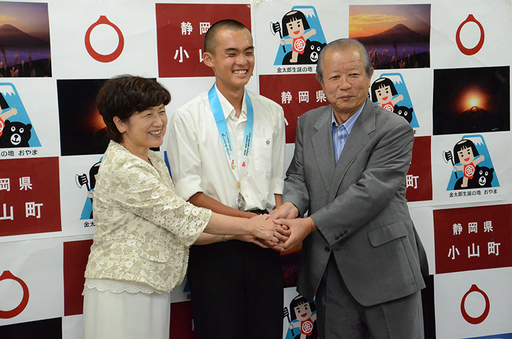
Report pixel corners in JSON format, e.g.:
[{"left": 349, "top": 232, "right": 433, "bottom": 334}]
[
  {"left": 371, "top": 73, "right": 419, "bottom": 128},
  {"left": 0, "top": 83, "right": 41, "bottom": 147},
  {"left": 272, "top": 6, "right": 327, "bottom": 65},
  {"left": 444, "top": 134, "right": 499, "bottom": 190}
]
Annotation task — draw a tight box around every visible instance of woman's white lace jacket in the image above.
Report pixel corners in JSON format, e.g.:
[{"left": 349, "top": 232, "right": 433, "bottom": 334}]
[{"left": 84, "top": 141, "right": 211, "bottom": 292}]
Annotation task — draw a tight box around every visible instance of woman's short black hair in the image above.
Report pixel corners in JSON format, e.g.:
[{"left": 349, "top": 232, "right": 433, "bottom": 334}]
[{"left": 96, "top": 75, "right": 171, "bottom": 143}]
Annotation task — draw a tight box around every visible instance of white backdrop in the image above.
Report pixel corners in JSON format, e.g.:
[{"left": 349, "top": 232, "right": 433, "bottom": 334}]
[{"left": 0, "top": 0, "right": 511, "bottom": 338}]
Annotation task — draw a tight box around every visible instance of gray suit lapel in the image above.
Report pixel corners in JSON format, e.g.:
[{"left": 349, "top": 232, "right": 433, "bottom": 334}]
[
  {"left": 328, "top": 99, "right": 376, "bottom": 201},
  {"left": 311, "top": 106, "right": 336, "bottom": 192}
]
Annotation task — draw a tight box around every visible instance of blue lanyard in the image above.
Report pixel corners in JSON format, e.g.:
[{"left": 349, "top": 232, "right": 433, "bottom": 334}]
[{"left": 208, "top": 84, "right": 254, "bottom": 181}]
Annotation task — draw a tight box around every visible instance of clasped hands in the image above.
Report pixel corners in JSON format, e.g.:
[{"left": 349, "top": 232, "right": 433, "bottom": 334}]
[{"left": 248, "top": 202, "right": 317, "bottom": 252}]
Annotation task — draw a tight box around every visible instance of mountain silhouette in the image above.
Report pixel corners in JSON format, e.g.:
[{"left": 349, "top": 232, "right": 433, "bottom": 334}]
[
  {"left": 455, "top": 105, "right": 503, "bottom": 133},
  {"left": 0, "top": 24, "right": 49, "bottom": 48},
  {"left": 435, "top": 105, "right": 504, "bottom": 135},
  {"left": 355, "top": 24, "right": 428, "bottom": 45}
]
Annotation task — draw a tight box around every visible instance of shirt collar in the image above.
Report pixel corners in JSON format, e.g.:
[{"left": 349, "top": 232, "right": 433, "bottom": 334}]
[
  {"left": 215, "top": 84, "right": 247, "bottom": 120},
  {"left": 331, "top": 102, "right": 365, "bottom": 133}
]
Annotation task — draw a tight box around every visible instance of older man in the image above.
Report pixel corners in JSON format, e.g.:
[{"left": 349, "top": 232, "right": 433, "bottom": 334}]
[{"left": 271, "top": 38, "right": 428, "bottom": 338}]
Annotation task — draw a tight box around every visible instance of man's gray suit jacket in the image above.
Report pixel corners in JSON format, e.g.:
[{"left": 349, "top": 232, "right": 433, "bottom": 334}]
[{"left": 284, "top": 97, "right": 427, "bottom": 307}]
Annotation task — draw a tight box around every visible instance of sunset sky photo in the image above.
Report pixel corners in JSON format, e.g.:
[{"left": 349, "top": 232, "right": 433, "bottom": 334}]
[
  {"left": 57, "top": 79, "right": 109, "bottom": 156},
  {"left": 0, "top": 2, "right": 51, "bottom": 76},
  {"left": 349, "top": 4, "right": 431, "bottom": 68},
  {"left": 0, "top": 2, "right": 50, "bottom": 40},
  {"left": 349, "top": 4, "right": 430, "bottom": 38},
  {"left": 433, "top": 66, "right": 510, "bottom": 135}
]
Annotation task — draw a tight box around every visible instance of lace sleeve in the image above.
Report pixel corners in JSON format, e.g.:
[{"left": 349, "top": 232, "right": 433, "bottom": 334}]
[{"left": 103, "top": 150, "right": 211, "bottom": 246}]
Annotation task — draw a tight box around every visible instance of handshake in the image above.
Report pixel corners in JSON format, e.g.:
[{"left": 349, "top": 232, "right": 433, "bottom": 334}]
[{"left": 244, "top": 202, "right": 317, "bottom": 252}]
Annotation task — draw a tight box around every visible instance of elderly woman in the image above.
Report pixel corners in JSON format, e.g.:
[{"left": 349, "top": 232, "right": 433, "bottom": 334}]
[{"left": 83, "top": 75, "right": 283, "bottom": 339}]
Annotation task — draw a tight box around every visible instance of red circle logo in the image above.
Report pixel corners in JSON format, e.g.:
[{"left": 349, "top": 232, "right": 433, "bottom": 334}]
[
  {"left": 85, "top": 16, "right": 124, "bottom": 63},
  {"left": 0, "top": 271, "right": 30, "bottom": 319},
  {"left": 456, "top": 14, "right": 485, "bottom": 56},
  {"left": 460, "top": 284, "right": 490, "bottom": 324}
]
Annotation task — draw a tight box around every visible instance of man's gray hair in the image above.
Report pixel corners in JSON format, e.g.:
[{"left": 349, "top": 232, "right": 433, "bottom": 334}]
[{"left": 316, "top": 38, "right": 372, "bottom": 83}]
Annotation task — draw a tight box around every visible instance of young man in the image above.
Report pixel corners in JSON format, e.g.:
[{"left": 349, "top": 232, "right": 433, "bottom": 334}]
[{"left": 167, "top": 20, "right": 286, "bottom": 339}]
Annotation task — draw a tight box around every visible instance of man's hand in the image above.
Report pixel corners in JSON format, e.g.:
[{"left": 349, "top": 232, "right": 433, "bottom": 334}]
[
  {"left": 268, "top": 201, "right": 299, "bottom": 220},
  {"left": 266, "top": 223, "right": 291, "bottom": 251},
  {"left": 274, "top": 223, "right": 291, "bottom": 243},
  {"left": 274, "top": 217, "right": 317, "bottom": 252}
]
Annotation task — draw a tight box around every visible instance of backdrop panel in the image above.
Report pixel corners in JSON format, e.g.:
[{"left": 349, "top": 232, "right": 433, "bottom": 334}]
[{"left": 0, "top": 1, "right": 510, "bottom": 338}]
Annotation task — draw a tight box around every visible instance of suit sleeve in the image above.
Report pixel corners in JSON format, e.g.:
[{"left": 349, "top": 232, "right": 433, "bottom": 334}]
[{"left": 311, "top": 118, "right": 414, "bottom": 247}]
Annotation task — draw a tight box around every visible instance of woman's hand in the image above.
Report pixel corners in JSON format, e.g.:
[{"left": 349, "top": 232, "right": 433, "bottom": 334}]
[{"left": 248, "top": 215, "right": 279, "bottom": 244}]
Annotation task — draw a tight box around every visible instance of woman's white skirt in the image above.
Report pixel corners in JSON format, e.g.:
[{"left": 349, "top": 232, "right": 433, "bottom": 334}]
[{"left": 83, "top": 286, "right": 171, "bottom": 339}]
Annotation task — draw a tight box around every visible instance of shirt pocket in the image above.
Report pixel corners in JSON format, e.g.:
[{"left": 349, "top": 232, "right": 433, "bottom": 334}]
[{"left": 251, "top": 137, "right": 273, "bottom": 174}]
